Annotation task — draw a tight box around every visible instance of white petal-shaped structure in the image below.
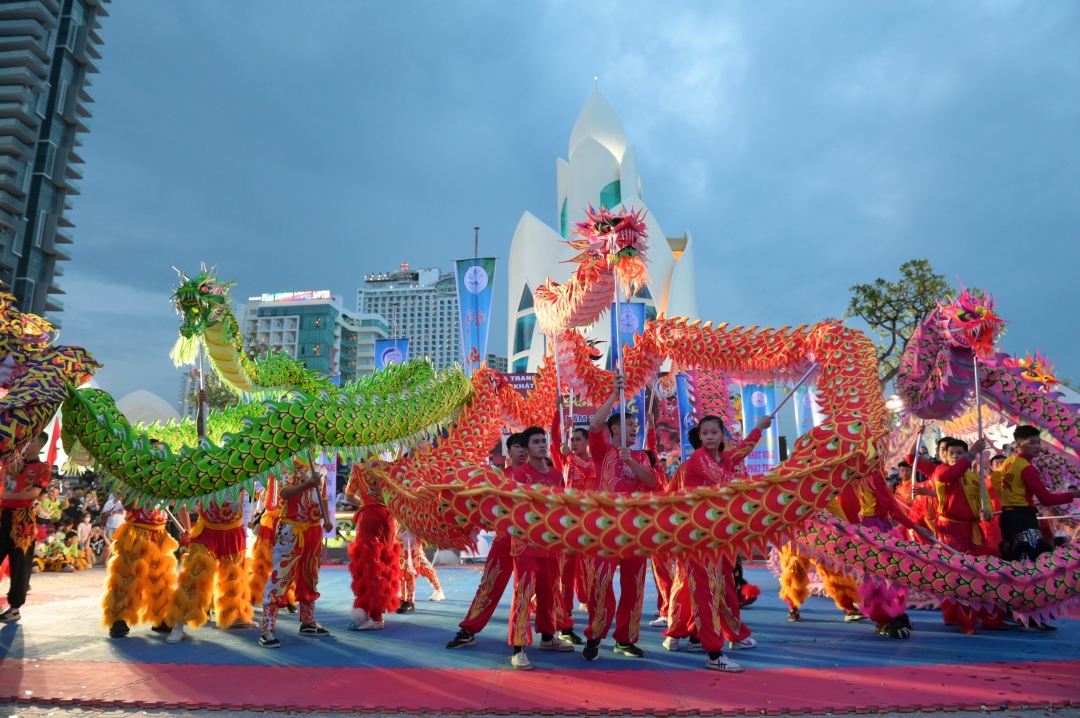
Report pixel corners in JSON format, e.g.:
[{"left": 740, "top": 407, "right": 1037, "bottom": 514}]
[
  {"left": 507, "top": 90, "right": 699, "bottom": 372},
  {"left": 117, "top": 389, "right": 181, "bottom": 426}
]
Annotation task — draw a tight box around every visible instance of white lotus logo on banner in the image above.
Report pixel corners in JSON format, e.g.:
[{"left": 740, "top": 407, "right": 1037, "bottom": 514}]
[
  {"left": 618, "top": 306, "right": 641, "bottom": 336},
  {"left": 463, "top": 266, "right": 489, "bottom": 294}
]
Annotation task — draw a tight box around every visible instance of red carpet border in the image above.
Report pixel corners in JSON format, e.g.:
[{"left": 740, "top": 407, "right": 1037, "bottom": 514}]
[{"left": 1, "top": 659, "right": 1078, "bottom": 713}]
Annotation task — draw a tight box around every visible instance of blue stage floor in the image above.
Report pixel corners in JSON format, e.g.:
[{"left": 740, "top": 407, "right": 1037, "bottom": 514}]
[{"left": 4, "top": 564, "right": 1077, "bottom": 673}]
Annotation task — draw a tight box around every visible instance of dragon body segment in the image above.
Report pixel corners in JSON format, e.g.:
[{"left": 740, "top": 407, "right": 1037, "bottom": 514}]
[
  {"left": 0, "top": 288, "right": 100, "bottom": 460},
  {"left": 793, "top": 514, "right": 1080, "bottom": 621},
  {"left": 62, "top": 366, "right": 472, "bottom": 505}
]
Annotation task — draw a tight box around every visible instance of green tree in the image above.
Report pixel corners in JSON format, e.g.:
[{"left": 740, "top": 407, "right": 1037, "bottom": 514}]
[{"left": 846, "top": 259, "right": 950, "bottom": 389}]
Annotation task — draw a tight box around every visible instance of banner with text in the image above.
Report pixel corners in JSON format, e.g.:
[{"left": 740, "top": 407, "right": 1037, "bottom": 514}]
[
  {"left": 374, "top": 338, "right": 410, "bottom": 370},
  {"left": 740, "top": 383, "right": 780, "bottom": 475},
  {"left": 793, "top": 385, "right": 824, "bottom": 438},
  {"left": 454, "top": 257, "right": 497, "bottom": 375},
  {"left": 608, "top": 301, "right": 646, "bottom": 370},
  {"left": 676, "top": 373, "right": 698, "bottom": 461}
]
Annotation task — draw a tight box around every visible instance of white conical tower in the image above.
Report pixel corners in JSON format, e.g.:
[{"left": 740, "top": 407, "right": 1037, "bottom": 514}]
[
  {"left": 569, "top": 89, "right": 627, "bottom": 162},
  {"left": 507, "top": 90, "right": 699, "bottom": 373}
]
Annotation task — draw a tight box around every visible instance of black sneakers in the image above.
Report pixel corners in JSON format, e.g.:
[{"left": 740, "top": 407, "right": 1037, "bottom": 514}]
[
  {"left": 582, "top": 638, "right": 601, "bottom": 661},
  {"left": 151, "top": 623, "right": 171, "bottom": 633},
  {"left": 614, "top": 642, "right": 645, "bottom": 658},
  {"left": 445, "top": 629, "right": 477, "bottom": 649},
  {"left": 259, "top": 632, "right": 281, "bottom": 648},
  {"left": 788, "top": 608, "right": 802, "bottom": 622},
  {"left": 108, "top": 620, "right": 129, "bottom": 638},
  {"left": 0, "top": 608, "right": 21, "bottom": 622},
  {"left": 299, "top": 622, "right": 330, "bottom": 637},
  {"left": 396, "top": 601, "right": 415, "bottom": 614},
  {"left": 558, "top": 628, "right": 583, "bottom": 645}
]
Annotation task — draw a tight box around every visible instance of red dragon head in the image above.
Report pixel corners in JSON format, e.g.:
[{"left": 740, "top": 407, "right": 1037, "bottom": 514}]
[
  {"left": 938, "top": 287, "right": 1005, "bottom": 360},
  {"left": 568, "top": 205, "right": 650, "bottom": 297}
]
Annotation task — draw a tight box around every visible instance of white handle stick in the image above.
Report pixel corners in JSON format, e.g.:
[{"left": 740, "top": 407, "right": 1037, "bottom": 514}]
[{"left": 769, "top": 364, "right": 820, "bottom": 418}]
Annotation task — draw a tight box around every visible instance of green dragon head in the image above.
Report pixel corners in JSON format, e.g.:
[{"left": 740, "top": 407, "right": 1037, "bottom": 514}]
[{"left": 171, "top": 265, "right": 236, "bottom": 340}]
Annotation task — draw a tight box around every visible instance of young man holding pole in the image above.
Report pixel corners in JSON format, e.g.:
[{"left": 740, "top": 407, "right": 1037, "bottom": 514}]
[
  {"left": 506, "top": 426, "right": 575, "bottom": 669},
  {"left": 445, "top": 434, "right": 529, "bottom": 649},
  {"left": 581, "top": 376, "right": 661, "bottom": 661},
  {"left": 259, "top": 455, "right": 334, "bottom": 648}
]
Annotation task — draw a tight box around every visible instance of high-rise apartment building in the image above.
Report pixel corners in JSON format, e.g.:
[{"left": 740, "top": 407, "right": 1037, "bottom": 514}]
[
  {"left": 242, "top": 290, "right": 389, "bottom": 384},
  {"left": 356, "top": 263, "right": 462, "bottom": 369},
  {"left": 0, "top": 0, "right": 109, "bottom": 325}
]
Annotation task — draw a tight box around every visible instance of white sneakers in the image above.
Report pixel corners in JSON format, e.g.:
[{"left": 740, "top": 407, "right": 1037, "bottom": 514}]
[
  {"left": 662, "top": 636, "right": 681, "bottom": 651},
  {"left": 539, "top": 636, "right": 575, "bottom": 652},
  {"left": 727, "top": 637, "right": 757, "bottom": 651},
  {"left": 356, "top": 618, "right": 385, "bottom": 630},
  {"left": 166, "top": 624, "right": 185, "bottom": 644},
  {"left": 511, "top": 651, "right": 533, "bottom": 670},
  {"left": 649, "top": 617, "right": 668, "bottom": 627},
  {"left": 706, "top": 654, "right": 745, "bottom": 672},
  {"left": 428, "top": 590, "right": 446, "bottom": 602},
  {"left": 578, "top": 602, "right": 588, "bottom": 612}
]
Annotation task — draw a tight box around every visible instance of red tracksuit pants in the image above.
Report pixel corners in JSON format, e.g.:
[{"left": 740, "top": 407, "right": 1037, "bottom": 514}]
[
  {"left": 557, "top": 551, "right": 581, "bottom": 631},
  {"left": 459, "top": 533, "right": 513, "bottom": 635},
  {"left": 663, "top": 554, "right": 751, "bottom": 652},
  {"left": 583, "top": 555, "right": 647, "bottom": 645},
  {"left": 509, "top": 553, "right": 558, "bottom": 646},
  {"left": 936, "top": 520, "right": 1006, "bottom": 632},
  {"left": 652, "top": 557, "right": 674, "bottom": 617}
]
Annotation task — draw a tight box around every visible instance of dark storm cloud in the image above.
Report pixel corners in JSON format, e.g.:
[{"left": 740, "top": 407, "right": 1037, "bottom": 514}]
[{"left": 63, "top": 1, "right": 1080, "bottom": 402}]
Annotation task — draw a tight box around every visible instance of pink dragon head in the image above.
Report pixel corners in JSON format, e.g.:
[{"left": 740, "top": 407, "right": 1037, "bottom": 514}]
[
  {"left": 569, "top": 205, "right": 650, "bottom": 296},
  {"left": 937, "top": 287, "right": 1005, "bottom": 361}
]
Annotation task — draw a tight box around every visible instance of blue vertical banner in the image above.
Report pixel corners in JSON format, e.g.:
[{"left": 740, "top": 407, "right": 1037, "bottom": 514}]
[
  {"left": 454, "top": 258, "right": 497, "bottom": 375},
  {"left": 374, "top": 338, "right": 410, "bottom": 370},
  {"left": 608, "top": 301, "right": 647, "bottom": 447},
  {"left": 675, "top": 373, "right": 697, "bottom": 461},
  {"left": 793, "top": 385, "right": 823, "bottom": 438},
  {"left": 740, "top": 383, "right": 780, "bottom": 475},
  {"left": 607, "top": 301, "right": 647, "bottom": 371}
]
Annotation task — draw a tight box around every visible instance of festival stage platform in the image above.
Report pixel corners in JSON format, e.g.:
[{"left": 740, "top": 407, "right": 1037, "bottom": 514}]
[{"left": 1, "top": 565, "right": 1078, "bottom": 714}]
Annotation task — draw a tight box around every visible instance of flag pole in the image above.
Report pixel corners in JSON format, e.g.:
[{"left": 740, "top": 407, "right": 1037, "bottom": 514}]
[
  {"left": 910, "top": 421, "right": 927, "bottom": 501},
  {"left": 613, "top": 283, "right": 626, "bottom": 446},
  {"left": 551, "top": 332, "right": 565, "bottom": 441},
  {"left": 973, "top": 355, "right": 990, "bottom": 513}
]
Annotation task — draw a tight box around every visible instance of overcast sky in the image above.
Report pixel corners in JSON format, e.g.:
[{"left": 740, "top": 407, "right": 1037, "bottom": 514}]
[{"left": 61, "top": 1, "right": 1080, "bottom": 406}]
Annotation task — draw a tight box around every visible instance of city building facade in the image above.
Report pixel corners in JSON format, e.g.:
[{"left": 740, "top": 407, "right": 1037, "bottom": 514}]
[
  {"left": 356, "top": 262, "right": 462, "bottom": 369},
  {"left": 486, "top": 353, "right": 507, "bottom": 373},
  {"left": 243, "top": 290, "right": 389, "bottom": 384},
  {"left": 507, "top": 89, "right": 698, "bottom": 372},
  {"left": 0, "top": 0, "right": 109, "bottom": 325}
]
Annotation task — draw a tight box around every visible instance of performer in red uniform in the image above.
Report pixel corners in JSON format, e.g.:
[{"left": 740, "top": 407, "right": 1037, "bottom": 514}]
[
  {"left": 259, "top": 456, "right": 334, "bottom": 648},
  {"left": 344, "top": 461, "right": 401, "bottom": 631},
  {"left": 662, "top": 415, "right": 769, "bottom": 672},
  {"left": 506, "top": 426, "right": 576, "bottom": 670},
  {"left": 581, "top": 376, "right": 662, "bottom": 662},
  {"left": 0, "top": 433, "right": 52, "bottom": 622},
  {"left": 445, "top": 433, "right": 528, "bottom": 649},
  {"left": 549, "top": 411, "right": 594, "bottom": 644},
  {"left": 918, "top": 438, "right": 1007, "bottom": 634},
  {"left": 166, "top": 492, "right": 254, "bottom": 643}
]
